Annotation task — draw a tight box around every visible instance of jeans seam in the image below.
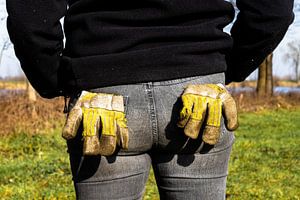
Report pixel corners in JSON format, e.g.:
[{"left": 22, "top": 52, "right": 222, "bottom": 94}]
[
  {"left": 152, "top": 76, "right": 201, "bottom": 86},
  {"left": 206, "top": 136, "right": 235, "bottom": 155},
  {"left": 151, "top": 138, "right": 234, "bottom": 156},
  {"left": 75, "top": 171, "right": 146, "bottom": 184},
  {"left": 157, "top": 174, "right": 228, "bottom": 180},
  {"left": 152, "top": 72, "right": 224, "bottom": 86},
  {"left": 145, "top": 83, "right": 159, "bottom": 147}
]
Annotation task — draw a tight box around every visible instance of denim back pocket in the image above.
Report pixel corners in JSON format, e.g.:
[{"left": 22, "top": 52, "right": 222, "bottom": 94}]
[
  {"left": 154, "top": 72, "right": 225, "bottom": 87},
  {"left": 123, "top": 95, "right": 129, "bottom": 115}
]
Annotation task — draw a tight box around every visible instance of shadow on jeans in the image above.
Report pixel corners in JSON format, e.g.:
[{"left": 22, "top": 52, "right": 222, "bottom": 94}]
[{"left": 156, "top": 97, "right": 214, "bottom": 166}]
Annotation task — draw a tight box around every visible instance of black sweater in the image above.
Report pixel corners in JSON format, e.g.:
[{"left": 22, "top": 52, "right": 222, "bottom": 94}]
[{"left": 6, "top": 0, "right": 294, "bottom": 98}]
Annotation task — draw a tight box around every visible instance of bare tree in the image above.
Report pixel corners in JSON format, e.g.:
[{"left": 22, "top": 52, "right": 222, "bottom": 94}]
[
  {"left": 257, "top": 54, "right": 273, "bottom": 97},
  {"left": 0, "top": 38, "right": 11, "bottom": 88},
  {"left": 228, "top": 0, "right": 236, "bottom": 7},
  {"left": 0, "top": 36, "right": 37, "bottom": 116},
  {"left": 0, "top": 40, "right": 11, "bottom": 66},
  {"left": 26, "top": 80, "right": 37, "bottom": 102},
  {"left": 286, "top": 40, "right": 300, "bottom": 82}
]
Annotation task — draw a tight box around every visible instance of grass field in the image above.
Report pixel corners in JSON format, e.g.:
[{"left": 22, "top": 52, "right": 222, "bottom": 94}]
[
  {"left": 0, "top": 81, "right": 26, "bottom": 90},
  {"left": 0, "top": 108, "right": 299, "bottom": 199}
]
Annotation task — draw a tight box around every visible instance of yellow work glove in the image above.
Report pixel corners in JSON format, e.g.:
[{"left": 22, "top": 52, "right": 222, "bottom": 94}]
[
  {"left": 177, "top": 84, "right": 238, "bottom": 145},
  {"left": 62, "top": 91, "right": 129, "bottom": 156}
]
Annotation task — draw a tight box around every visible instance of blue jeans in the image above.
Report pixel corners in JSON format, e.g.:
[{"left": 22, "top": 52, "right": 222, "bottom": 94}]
[{"left": 67, "top": 72, "right": 235, "bottom": 200}]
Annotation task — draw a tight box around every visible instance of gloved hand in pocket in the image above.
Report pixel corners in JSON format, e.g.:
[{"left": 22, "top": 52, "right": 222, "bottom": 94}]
[
  {"left": 177, "top": 84, "right": 238, "bottom": 145},
  {"left": 62, "top": 91, "right": 129, "bottom": 156}
]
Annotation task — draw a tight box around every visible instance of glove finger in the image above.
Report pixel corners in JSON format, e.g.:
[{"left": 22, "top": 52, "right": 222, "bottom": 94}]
[
  {"left": 82, "top": 109, "right": 101, "bottom": 155},
  {"left": 115, "top": 112, "right": 129, "bottom": 149},
  {"left": 203, "top": 126, "right": 221, "bottom": 145},
  {"left": 98, "top": 110, "right": 117, "bottom": 156},
  {"left": 202, "top": 98, "right": 222, "bottom": 145},
  {"left": 98, "top": 134, "right": 117, "bottom": 156},
  {"left": 117, "top": 126, "right": 129, "bottom": 149},
  {"left": 177, "top": 94, "right": 194, "bottom": 128},
  {"left": 184, "top": 96, "right": 207, "bottom": 139},
  {"left": 62, "top": 106, "right": 82, "bottom": 140},
  {"left": 222, "top": 96, "right": 239, "bottom": 131},
  {"left": 100, "top": 110, "right": 117, "bottom": 137},
  {"left": 83, "top": 135, "right": 101, "bottom": 156},
  {"left": 82, "top": 108, "right": 99, "bottom": 137}
]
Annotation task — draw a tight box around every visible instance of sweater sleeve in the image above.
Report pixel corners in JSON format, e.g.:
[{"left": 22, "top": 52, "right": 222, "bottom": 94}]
[
  {"left": 225, "top": 0, "right": 294, "bottom": 84},
  {"left": 6, "top": 0, "right": 72, "bottom": 98}
]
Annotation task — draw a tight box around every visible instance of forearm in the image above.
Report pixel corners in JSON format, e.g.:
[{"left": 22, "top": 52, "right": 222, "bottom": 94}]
[
  {"left": 225, "top": 0, "right": 294, "bottom": 83},
  {"left": 6, "top": 0, "right": 69, "bottom": 98}
]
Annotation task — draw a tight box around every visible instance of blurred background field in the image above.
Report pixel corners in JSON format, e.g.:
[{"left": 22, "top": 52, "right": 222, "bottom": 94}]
[
  {"left": 0, "top": 0, "right": 300, "bottom": 199},
  {"left": 0, "top": 85, "right": 299, "bottom": 200}
]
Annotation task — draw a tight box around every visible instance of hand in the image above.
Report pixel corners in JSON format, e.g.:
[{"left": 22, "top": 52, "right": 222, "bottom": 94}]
[
  {"left": 177, "top": 84, "right": 238, "bottom": 145},
  {"left": 62, "top": 91, "right": 129, "bottom": 156}
]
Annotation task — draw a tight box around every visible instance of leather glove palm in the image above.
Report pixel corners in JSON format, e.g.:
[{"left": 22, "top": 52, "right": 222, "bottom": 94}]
[
  {"left": 177, "top": 84, "right": 238, "bottom": 145},
  {"left": 62, "top": 91, "right": 129, "bottom": 156}
]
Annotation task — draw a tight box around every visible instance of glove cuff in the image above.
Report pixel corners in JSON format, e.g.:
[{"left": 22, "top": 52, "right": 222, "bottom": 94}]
[{"left": 75, "top": 91, "right": 125, "bottom": 112}]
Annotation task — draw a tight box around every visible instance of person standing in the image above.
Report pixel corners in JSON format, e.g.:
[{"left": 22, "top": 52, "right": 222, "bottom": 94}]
[{"left": 7, "top": 0, "right": 294, "bottom": 199}]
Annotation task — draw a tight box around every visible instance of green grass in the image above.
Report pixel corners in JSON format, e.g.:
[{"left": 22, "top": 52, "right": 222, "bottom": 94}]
[
  {"left": 0, "top": 132, "right": 74, "bottom": 199},
  {"left": 0, "top": 108, "right": 299, "bottom": 199},
  {"left": 227, "top": 108, "right": 300, "bottom": 200}
]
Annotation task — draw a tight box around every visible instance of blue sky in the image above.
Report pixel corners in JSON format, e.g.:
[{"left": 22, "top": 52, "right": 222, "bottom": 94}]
[{"left": 0, "top": 0, "right": 300, "bottom": 79}]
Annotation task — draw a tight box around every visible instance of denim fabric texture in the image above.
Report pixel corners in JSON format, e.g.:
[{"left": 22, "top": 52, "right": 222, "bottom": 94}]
[{"left": 66, "top": 72, "right": 235, "bottom": 200}]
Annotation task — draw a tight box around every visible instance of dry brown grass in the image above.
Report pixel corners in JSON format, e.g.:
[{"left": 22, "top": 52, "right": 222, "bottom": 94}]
[
  {"left": 228, "top": 80, "right": 300, "bottom": 88},
  {"left": 0, "top": 81, "right": 26, "bottom": 90},
  {"left": 0, "top": 90, "right": 299, "bottom": 135},
  {"left": 233, "top": 92, "right": 300, "bottom": 112},
  {"left": 0, "top": 92, "right": 65, "bottom": 135}
]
